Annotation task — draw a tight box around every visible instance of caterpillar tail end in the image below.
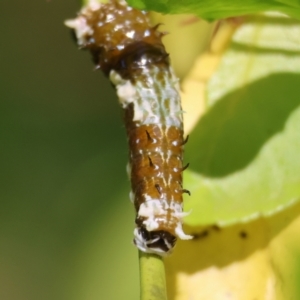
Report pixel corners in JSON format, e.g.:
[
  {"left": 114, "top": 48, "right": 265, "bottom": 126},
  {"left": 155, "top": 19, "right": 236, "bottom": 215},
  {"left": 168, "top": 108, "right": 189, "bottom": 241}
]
[
  {"left": 133, "top": 227, "right": 176, "bottom": 256},
  {"left": 133, "top": 223, "right": 193, "bottom": 256}
]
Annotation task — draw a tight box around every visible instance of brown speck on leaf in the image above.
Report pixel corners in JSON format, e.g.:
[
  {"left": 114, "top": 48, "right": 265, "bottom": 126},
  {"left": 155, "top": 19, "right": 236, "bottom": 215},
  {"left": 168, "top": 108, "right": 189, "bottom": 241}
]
[
  {"left": 239, "top": 231, "right": 248, "bottom": 239},
  {"left": 211, "top": 224, "right": 221, "bottom": 231},
  {"left": 192, "top": 230, "right": 209, "bottom": 240}
]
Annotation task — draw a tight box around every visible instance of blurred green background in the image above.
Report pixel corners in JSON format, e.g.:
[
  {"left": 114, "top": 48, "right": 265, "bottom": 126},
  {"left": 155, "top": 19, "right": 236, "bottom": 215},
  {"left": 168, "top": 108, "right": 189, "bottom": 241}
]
[{"left": 1, "top": 1, "right": 139, "bottom": 299}]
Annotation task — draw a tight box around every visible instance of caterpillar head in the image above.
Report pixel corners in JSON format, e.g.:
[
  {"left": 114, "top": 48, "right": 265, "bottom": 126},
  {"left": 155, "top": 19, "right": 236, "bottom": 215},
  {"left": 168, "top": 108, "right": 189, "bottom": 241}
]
[
  {"left": 64, "top": 0, "right": 165, "bottom": 76},
  {"left": 133, "top": 227, "right": 177, "bottom": 256}
]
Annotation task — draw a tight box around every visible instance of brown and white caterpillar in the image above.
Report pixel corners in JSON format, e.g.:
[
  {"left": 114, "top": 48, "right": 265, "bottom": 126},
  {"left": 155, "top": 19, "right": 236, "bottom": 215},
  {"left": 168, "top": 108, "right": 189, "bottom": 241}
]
[{"left": 65, "top": 0, "right": 192, "bottom": 256}]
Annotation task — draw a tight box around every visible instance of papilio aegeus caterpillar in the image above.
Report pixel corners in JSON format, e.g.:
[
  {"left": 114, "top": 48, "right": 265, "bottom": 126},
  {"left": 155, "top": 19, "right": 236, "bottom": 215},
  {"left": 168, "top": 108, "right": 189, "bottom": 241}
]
[{"left": 65, "top": 0, "right": 192, "bottom": 256}]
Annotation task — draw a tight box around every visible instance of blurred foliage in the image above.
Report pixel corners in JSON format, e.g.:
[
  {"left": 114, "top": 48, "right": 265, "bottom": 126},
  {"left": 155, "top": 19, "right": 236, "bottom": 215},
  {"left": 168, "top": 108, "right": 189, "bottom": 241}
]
[{"left": 1, "top": 1, "right": 138, "bottom": 299}]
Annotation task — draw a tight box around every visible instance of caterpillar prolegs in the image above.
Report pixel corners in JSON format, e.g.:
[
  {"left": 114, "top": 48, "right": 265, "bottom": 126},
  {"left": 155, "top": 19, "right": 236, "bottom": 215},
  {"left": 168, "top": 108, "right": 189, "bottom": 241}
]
[{"left": 65, "top": 0, "right": 192, "bottom": 256}]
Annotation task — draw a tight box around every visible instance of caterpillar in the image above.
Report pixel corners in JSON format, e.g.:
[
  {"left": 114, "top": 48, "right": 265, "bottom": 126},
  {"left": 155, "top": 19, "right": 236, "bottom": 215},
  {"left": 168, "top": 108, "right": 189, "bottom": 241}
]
[{"left": 65, "top": 0, "right": 192, "bottom": 256}]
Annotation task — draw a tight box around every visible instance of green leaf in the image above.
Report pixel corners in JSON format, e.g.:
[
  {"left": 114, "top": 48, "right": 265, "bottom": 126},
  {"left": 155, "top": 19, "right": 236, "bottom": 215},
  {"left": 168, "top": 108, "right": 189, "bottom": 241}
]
[
  {"left": 183, "top": 12, "right": 300, "bottom": 226},
  {"left": 126, "top": 0, "right": 300, "bottom": 21}
]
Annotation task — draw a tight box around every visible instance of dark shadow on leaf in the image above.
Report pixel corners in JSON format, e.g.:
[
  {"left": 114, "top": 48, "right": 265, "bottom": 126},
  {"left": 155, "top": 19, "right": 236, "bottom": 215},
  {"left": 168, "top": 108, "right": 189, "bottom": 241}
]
[{"left": 185, "top": 73, "right": 300, "bottom": 177}]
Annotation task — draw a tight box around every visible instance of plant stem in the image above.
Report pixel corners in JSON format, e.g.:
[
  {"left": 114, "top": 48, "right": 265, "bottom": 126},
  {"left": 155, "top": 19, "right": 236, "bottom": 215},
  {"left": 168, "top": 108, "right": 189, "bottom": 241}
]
[{"left": 139, "top": 251, "right": 168, "bottom": 300}]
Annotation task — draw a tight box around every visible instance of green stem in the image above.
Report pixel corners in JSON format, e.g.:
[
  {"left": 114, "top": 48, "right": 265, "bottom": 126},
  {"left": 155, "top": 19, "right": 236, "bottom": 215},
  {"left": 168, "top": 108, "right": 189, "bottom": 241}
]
[{"left": 139, "top": 251, "right": 168, "bottom": 300}]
